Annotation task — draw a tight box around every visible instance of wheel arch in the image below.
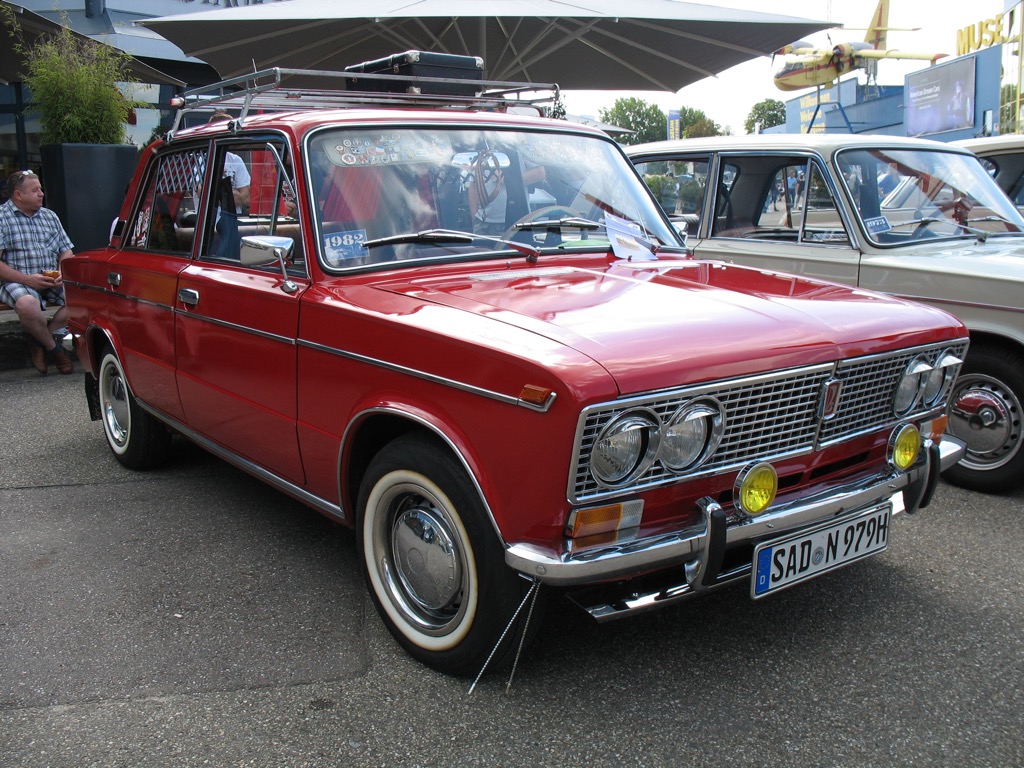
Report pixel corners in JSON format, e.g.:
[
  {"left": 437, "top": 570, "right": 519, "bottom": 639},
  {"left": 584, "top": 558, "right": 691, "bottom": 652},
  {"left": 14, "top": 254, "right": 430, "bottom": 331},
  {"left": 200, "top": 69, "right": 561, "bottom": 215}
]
[
  {"left": 340, "top": 408, "right": 506, "bottom": 546},
  {"left": 965, "top": 328, "right": 1024, "bottom": 358},
  {"left": 83, "top": 323, "right": 120, "bottom": 375}
]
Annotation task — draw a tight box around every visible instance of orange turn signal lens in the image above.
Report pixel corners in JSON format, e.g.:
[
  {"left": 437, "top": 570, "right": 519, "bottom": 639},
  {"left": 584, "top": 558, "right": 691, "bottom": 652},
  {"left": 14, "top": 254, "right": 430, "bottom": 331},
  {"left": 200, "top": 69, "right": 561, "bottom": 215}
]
[
  {"left": 565, "top": 500, "right": 643, "bottom": 538},
  {"left": 519, "top": 384, "right": 554, "bottom": 407}
]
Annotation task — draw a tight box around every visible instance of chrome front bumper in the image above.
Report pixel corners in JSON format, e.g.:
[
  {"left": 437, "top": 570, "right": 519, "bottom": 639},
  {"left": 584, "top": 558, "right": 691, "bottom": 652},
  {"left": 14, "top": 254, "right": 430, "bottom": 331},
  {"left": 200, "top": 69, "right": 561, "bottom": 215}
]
[{"left": 506, "top": 434, "right": 966, "bottom": 590}]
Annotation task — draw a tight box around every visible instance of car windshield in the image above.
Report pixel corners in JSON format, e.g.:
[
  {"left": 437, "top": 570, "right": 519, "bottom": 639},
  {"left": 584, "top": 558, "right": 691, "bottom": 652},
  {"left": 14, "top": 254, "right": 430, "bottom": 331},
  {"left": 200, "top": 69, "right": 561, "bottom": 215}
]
[
  {"left": 306, "top": 127, "right": 679, "bottom": 270},
  {"left": 836, "top": 147, "right": 1024, "bottom": 246}
]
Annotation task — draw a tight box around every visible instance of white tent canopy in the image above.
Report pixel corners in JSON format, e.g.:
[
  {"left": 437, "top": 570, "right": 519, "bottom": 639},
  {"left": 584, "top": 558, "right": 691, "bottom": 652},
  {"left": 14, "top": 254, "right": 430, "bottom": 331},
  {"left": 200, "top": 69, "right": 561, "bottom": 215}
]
[{"left": 142, "top": 0, "right": 833, "bottom": 92}]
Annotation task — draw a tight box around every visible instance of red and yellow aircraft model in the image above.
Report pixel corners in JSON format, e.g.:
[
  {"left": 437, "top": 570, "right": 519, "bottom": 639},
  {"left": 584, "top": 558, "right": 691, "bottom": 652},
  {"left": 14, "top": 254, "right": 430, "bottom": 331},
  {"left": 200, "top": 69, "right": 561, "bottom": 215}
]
[{"left": 773, "top": 0, "right": 946, "bottom": 92}]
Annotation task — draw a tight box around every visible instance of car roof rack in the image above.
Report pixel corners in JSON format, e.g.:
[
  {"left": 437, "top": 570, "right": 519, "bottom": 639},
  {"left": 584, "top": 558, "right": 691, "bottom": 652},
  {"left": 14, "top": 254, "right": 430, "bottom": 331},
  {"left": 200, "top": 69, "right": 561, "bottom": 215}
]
[{"left": 167, "top": 67, "right": 563, "bottom": 138}]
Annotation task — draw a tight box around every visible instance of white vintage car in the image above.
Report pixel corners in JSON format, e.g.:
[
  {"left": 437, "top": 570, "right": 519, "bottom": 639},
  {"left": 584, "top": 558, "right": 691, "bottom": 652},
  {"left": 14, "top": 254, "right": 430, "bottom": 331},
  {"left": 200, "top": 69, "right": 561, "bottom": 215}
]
[
  {"left": 628, "top": 134, "right": 1024, "bottom": 494},
  {"left": 954, "top": 134, "right": 1024, "bottom": 214}
]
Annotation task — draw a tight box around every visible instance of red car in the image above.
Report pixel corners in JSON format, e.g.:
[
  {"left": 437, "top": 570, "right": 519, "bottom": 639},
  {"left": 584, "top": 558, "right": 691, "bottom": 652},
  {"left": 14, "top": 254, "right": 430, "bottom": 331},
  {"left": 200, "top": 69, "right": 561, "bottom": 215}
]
[{"left": 63, "top": 68, "right": 969, "bottom": 677}]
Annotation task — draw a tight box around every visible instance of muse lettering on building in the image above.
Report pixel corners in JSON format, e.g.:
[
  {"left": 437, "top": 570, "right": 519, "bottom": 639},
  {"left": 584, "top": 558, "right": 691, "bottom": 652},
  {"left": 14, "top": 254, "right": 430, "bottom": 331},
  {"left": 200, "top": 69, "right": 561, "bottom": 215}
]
[{"left": 957, "top": 10, "right": 1016, "bottom": 55}]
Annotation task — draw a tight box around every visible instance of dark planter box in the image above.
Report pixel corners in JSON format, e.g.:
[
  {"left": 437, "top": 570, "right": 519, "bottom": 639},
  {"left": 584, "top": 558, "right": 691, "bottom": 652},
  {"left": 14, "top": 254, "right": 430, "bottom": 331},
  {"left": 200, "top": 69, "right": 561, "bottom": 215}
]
[{"left": 41, "top": 143, "right": 138, "bottom": 253}]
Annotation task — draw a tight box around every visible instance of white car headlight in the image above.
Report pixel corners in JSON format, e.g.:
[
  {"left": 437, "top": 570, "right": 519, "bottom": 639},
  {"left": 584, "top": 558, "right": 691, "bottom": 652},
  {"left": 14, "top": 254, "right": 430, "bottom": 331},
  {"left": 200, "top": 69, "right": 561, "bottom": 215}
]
[
  {"left": 590, "top": 409, "right": 660, "bottom": 486},
  {"left": 660, "top": 399, "right": 725, "bottom": 472},
  {"left": 921, "top": 349, "right": 962, "bottom": 406},
  {"left": 894, "top": 355, "right": 931, "bottom": 415}
]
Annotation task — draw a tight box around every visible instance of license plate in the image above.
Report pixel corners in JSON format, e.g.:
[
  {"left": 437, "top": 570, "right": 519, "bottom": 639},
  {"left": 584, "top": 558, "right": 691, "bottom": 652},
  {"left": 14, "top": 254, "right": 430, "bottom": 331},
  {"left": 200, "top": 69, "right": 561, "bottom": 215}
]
[{"left": 751, "top": 504, "right": 891, "bottom": 598}]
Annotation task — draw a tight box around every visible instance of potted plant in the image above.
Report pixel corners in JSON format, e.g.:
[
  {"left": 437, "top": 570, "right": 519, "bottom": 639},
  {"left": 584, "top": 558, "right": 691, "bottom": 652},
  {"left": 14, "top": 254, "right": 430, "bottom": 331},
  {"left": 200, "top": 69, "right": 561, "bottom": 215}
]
[{"left": 3, "top": 6, "right": 141, "bottom": 251}]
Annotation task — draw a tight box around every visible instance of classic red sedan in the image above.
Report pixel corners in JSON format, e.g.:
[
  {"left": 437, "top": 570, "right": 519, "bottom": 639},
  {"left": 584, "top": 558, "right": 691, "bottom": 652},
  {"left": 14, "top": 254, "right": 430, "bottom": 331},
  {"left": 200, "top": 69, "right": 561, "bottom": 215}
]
[{"left": 63, "top": 68, "right": 969, "bottom": 676}]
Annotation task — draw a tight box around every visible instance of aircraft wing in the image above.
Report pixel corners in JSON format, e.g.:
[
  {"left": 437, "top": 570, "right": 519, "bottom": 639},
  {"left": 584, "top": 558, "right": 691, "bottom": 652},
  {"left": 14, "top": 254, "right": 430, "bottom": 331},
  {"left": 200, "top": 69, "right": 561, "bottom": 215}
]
[{"left": 856, "top": 49, "right": 947, "bottom": 62}]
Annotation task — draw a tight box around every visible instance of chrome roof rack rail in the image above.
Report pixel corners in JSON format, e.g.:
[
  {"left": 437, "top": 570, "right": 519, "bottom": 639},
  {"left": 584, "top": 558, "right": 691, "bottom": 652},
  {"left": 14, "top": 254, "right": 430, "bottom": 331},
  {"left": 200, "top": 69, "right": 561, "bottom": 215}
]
[{"left": 167, "top": 67, "right": 562, "bottom": 139}]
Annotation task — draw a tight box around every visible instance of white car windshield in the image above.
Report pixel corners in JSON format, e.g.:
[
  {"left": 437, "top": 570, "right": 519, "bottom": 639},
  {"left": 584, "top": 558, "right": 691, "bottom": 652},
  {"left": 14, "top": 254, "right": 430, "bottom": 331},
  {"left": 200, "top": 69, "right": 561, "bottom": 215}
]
[
  {"left": 305, "top": 127, "right": 680, "bottom": 269},
  {"left": 836, "top": 148, "right": 1024, "bottom": 246}
]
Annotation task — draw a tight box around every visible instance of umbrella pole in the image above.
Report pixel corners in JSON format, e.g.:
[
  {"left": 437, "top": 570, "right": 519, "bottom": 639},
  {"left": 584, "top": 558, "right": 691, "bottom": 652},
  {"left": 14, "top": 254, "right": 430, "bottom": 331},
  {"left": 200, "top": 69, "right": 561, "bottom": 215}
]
[{"left": 479, "top": 18, "right": 486, "bottom": 77}]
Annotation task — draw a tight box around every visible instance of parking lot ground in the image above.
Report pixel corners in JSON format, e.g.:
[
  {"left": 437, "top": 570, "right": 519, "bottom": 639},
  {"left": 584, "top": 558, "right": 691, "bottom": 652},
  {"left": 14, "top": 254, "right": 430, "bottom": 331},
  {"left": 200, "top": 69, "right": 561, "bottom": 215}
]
[{"left": 2, "top": 366, "right": 1023, "bottom": 767}]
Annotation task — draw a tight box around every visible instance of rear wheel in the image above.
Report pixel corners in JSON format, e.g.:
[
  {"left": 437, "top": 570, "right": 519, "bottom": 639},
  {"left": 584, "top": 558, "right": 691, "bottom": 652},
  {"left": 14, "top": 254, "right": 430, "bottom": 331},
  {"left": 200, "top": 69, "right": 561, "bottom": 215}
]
[
  {"left": 97, "top": 346, "right": 171, "bottom": 470},
  {"left": 357, "top": 433, "right": 541, "bottom": 676},
  {"left": 943, "top": 344, "right": 1024, "bottom": 493}
]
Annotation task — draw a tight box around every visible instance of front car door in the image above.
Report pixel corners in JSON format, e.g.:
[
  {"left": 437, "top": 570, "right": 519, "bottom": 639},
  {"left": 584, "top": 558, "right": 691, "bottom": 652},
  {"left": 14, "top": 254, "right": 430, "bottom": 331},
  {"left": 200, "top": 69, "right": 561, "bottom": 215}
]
[
  {"left": 174, "top": 136, "right": 309, "bottom": 484},
  {"left": 633, "top": 151, "right": 862, "bottom": 286}
]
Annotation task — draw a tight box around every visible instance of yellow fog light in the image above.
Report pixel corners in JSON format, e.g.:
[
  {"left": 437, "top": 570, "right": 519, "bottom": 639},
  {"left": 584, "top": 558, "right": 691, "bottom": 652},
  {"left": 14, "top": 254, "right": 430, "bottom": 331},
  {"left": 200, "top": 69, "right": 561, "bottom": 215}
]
[
  {"left": 889, "top": 423, "right": 922, "bottom": 471},
  {"left": 735, "top": 462, "right": 778, "bottom": 516}
]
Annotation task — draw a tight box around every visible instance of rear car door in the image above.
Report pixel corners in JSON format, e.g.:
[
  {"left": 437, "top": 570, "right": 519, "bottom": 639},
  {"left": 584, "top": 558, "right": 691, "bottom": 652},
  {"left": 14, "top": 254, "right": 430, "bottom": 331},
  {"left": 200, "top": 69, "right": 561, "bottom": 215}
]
[
  {"left": 174, "top": 137, "right": 310, "bottom": 484},
  {"left": 107, "top": 146, "right": 205, "bottom": 422}
]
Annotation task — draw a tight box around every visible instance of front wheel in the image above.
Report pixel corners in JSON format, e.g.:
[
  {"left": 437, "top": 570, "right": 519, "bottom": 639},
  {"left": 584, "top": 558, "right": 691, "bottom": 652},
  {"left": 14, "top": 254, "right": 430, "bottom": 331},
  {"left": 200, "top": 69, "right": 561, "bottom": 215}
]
[
  {"left": 943, "top": 344, "right": 1024, "bottom": 493},
  {"left": 97, "top": 346, "right": 171, "bottom": 470},
  {"left": 357, "top": 433, "right": 541, "bottom": 676}
]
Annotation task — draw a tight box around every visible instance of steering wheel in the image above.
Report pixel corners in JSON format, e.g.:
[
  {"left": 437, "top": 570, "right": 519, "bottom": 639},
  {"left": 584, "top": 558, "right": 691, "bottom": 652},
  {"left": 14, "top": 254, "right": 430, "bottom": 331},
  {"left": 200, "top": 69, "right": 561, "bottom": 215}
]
[
  {"left": 502, "top": 205, "right": 580, "bottom": 241},
  {"left": 472, "top": 151, "right": 504, "bottom": 208}
]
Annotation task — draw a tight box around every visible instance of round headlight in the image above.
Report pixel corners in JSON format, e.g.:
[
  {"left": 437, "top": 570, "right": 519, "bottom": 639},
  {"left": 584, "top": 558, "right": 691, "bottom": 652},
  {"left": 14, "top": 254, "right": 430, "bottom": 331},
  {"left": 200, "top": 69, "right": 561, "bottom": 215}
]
[
  {"left": 735, "top": 462, "right": 778, "bottom": 516},
  {"left": 889, "top": 423, "right": 922, "bottom": 470},
  {"left": 921, "top": 366, "right": 948, "bottom": 404},
  {"left": 894, "top": 356, "right": 930, "bottom": 415},
  {"left": 590, "top": 410, "right": 661, "bottom": 486},
  {"left": 921, "top": 349, "right": 960, "bottom": 406},
  {"left": 661, "top": 399, "right": 725, "bottom": 472}
]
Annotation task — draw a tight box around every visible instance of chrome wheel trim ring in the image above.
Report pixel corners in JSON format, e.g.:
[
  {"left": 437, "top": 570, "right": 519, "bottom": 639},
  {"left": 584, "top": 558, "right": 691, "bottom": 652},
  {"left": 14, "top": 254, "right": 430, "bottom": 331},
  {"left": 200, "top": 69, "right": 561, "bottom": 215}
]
[
  {"left": 364, "top": 470, "right": 476, "bottom": 649},
  {"left": 99, "top": 355, "right": 131, "bottom": 453}
]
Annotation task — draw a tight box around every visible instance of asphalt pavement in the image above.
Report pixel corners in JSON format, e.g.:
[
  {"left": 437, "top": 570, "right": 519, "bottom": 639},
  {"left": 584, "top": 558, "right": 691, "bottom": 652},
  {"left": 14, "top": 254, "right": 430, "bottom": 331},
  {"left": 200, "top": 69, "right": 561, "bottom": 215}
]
[{"left": 1, "top": 366, "right": 1022, "bottom": 768}]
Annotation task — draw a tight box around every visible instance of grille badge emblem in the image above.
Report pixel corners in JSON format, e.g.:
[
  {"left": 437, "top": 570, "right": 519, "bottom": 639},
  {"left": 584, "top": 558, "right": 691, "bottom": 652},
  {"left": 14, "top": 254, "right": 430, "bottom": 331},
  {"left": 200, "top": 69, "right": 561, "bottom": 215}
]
[{"left": 819, "top": 378, "right": 843, "bottom": 421}]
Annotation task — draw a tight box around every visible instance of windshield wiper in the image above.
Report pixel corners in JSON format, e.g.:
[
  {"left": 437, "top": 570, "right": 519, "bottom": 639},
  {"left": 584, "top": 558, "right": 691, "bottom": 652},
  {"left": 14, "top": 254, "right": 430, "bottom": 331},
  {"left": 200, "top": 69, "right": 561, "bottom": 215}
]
[
  {"left": 960, "top": 214, "right": 1022, "bottom": 242},
  {"left": 889, "top": 215, "right": 999, "bottom": 244},
  {"left": 362, "top": 228, "right": 542, "bottom": 262},
  {"left": 507, "top": 217, "right": 601, "bottom": 232},
  {"left": 362, "top": 229, "right": 475, "bottom": 248}
]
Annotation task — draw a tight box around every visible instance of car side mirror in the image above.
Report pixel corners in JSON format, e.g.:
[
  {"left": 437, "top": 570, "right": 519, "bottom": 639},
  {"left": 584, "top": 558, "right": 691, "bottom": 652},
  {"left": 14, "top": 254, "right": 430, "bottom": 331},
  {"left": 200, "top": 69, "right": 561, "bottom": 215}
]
[
  {"left": 240, "top": 235, "right": 299, "bottom": 294},
  {"left": 674, "top": 222, "right": 689, "bottom": 246}
]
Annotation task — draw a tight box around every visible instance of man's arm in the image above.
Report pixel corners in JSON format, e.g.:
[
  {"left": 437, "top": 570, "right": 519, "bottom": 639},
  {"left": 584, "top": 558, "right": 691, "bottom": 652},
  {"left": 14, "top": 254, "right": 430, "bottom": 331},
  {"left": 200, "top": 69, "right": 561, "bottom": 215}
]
[
  {"left": 0, "top": 253, "right": 50, "bottom": 289},
  {"left": 233, "top": 184, "right": 251, "bottom": 209}
]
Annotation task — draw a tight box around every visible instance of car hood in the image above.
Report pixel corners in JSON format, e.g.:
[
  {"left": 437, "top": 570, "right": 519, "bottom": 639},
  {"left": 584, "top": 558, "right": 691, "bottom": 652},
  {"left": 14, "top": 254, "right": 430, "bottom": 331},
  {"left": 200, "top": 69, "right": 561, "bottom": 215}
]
[
  {"left": 373, "top": 258, "right": 964, "bottom": 395},
  {"left": 862, "top": 236, "right": 1024, "bottom": 309}
]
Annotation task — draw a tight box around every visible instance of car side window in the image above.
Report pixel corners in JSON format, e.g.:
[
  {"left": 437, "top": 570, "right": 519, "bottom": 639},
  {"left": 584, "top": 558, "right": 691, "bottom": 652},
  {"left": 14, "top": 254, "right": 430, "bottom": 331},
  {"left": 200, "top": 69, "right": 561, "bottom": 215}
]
[
  {"left": 797, "top": 162, "right": 850, "bottom": 244},
  {"left": 634, "top": 156, "right": 709, "bottom": 236},
  {"left": 199, "top": 142, "right": 304, "bottom": 272},
  {"left": 708, "top": 156, "right": 849, "bottom": 246},
  {"left": 128, "top": 148, "right": 206, "bottom": 255}
]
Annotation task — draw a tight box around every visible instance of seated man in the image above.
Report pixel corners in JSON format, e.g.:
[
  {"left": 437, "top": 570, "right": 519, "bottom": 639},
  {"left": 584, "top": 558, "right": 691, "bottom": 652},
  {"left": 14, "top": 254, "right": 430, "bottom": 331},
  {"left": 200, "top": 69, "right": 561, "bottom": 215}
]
[{"left": 0, "top": 170, "right": 75, "bottom": 375}]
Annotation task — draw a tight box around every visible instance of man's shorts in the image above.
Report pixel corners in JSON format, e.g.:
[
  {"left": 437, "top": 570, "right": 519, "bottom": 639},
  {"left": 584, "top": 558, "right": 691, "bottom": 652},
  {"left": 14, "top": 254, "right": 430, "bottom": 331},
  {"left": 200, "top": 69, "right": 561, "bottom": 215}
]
[{"left": 0, "top": 281, "right": 65, "bottom": 310}]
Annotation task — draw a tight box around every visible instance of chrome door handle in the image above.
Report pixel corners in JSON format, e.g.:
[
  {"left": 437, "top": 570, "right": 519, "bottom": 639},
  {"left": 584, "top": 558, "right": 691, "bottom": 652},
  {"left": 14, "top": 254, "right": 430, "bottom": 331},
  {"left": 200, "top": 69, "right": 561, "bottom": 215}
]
[
  {"left": 178, "top": 288, "right": 200, "bottom": 306},
  {"left": 107, "top": 272, "right": 121, "bottom": 287}
]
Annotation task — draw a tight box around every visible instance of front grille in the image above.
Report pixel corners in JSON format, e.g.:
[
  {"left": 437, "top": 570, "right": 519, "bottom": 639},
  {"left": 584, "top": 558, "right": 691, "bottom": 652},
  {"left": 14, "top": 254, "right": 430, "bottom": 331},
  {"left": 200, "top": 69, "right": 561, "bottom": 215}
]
[{"left": 570, "top": 340, "right": 968, "bottom": 503}]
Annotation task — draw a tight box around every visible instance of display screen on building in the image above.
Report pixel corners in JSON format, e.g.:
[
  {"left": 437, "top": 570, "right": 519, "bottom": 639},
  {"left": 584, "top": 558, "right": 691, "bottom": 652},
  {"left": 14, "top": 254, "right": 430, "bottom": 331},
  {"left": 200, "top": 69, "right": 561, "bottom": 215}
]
[{"left": 905, "top": 56, "right": 977, "bottom": 136}]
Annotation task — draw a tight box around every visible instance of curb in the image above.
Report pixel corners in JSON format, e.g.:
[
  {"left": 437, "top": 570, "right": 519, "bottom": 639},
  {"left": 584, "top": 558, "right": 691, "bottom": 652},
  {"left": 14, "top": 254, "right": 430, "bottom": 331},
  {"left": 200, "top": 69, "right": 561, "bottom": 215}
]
[{"left": 0, "top": 309, "right": 78, "bottom": 371}]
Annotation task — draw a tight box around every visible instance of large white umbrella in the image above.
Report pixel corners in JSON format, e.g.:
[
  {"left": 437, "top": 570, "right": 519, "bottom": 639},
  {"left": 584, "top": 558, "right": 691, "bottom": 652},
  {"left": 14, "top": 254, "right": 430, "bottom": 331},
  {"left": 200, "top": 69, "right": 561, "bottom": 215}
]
[
  {"left": 1, "top": 0, "right": 182, "bottom": 86},
  {"left": 142, "top": 0, "right": 832, "bottom": 92}
]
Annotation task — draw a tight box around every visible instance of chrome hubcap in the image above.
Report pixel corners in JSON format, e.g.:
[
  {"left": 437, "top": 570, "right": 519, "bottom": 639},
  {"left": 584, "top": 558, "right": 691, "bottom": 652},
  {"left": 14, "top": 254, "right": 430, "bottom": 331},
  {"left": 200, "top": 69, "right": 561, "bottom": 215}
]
[
  {"left": 375, "top": 484, "right": 468, "bottom": 636},
  {"left": 948, "top": 375, "right": 1022, "bottom": 471},
  {"left": 392, "top": 506, "right": 461, "bottom": 612}
]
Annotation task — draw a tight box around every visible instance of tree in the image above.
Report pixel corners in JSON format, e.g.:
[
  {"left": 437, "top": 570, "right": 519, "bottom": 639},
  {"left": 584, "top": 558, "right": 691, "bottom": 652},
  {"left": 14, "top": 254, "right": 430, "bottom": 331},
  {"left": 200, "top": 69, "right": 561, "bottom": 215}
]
[
  {"left": 745, "top": 98, "right": 787, "bottom": 134},
  {"left": 675, "top": 105, "right": 723, "bottom": 138},
  {"left": 685, "top": 117, "right": 720, "bottom": 138},
  {"left": 598, "top": 97, "right": 667, "bottom": 145}
]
